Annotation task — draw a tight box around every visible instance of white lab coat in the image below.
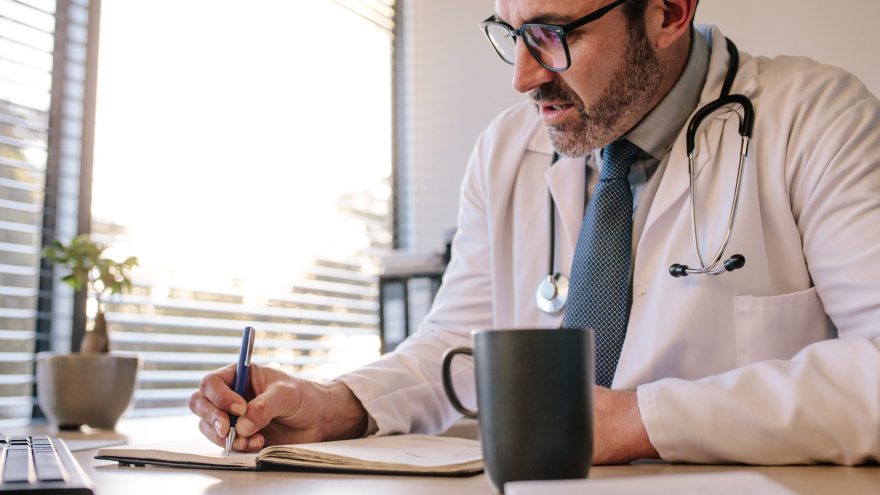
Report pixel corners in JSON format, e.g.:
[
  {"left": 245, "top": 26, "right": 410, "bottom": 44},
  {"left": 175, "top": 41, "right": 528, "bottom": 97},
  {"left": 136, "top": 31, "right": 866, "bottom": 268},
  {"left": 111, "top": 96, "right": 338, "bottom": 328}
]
[{"left": 339, "top": 26, "right": 880, "bottom": 464}]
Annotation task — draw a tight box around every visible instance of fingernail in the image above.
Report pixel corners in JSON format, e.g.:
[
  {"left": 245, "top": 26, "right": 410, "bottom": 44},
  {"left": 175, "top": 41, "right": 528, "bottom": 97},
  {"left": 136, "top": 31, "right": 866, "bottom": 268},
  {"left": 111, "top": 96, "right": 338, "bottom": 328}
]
[
  {"left": 235, "top": 437, "right": 247, "bottom": 451},
  {"left": 213, "top": 420, "right": 223, "bottom": 437},
  {"left": 231, "top": 403, "right": 246, "bottom": 415},
  {"left": 236, "top": 418, "right": 254, "bottom": 436}
]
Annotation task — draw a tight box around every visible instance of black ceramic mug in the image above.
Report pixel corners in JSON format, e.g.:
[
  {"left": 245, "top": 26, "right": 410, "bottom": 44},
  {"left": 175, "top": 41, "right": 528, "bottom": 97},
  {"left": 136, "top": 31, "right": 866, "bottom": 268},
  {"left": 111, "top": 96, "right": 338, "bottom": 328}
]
[{"left": 441, "top": 328, "right": 594, "bottom": 493}]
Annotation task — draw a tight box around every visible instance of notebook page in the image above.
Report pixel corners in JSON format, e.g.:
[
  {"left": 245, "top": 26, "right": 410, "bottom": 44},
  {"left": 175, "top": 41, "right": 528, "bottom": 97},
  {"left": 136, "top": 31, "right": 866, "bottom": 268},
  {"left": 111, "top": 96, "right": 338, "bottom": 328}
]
[
  {"left": 97, "top": 437, "right": 259, "bottom": 468},
  {"left": 262, "top": 434, "right": 482, "bottom": 468}
]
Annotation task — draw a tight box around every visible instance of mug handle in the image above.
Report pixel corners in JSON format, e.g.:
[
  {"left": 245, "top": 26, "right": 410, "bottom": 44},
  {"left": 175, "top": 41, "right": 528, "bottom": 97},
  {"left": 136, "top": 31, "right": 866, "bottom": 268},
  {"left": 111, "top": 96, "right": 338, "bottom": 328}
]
[{"left": 441, "top": 347, "right": 477, "bottom": 419}]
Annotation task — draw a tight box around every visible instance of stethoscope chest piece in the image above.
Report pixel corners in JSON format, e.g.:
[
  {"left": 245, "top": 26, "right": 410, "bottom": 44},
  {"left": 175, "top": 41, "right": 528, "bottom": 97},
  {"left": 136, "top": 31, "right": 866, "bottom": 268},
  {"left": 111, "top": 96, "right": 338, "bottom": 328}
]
[{"left": 536, "top": 273, "right": 569, "bottom": 314}]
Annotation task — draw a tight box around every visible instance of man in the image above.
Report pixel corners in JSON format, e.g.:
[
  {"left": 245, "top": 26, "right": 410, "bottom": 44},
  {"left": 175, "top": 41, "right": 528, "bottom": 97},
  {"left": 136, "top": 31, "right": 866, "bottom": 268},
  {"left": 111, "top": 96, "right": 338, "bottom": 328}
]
[{"left": 190, "top": 0, "right": 880, "bottom": 464}]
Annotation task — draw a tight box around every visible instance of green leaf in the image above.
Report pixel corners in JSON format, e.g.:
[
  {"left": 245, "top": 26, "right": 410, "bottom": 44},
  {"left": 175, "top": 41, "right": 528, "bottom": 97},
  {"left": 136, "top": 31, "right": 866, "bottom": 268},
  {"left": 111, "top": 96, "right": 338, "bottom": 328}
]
[
  {"left": 40, "top": 234, "right": 139, "bottom": 298},
  {"left": 61, "top": 274, "right": 82, "bottom": 291}
]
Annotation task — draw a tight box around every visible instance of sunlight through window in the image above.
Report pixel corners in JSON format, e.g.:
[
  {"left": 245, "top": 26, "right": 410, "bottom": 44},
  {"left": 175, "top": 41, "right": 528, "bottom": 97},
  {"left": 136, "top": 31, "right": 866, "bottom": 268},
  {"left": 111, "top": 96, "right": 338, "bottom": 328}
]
[{"left": 92, "top": 0, "right": 393, "bottom": 416}]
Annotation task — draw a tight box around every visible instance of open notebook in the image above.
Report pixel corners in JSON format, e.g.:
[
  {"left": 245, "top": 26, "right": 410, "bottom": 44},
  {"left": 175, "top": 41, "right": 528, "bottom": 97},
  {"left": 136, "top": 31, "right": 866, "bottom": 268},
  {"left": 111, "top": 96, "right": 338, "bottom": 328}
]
[{"left": 96, "top": 434, "right": 483, "bottom": 476}]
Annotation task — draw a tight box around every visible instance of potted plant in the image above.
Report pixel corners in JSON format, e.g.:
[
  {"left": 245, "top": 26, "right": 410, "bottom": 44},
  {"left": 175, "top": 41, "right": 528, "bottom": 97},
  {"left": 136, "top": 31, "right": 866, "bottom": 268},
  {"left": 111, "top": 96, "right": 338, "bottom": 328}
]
[
  {"left": 36, "top": 234, "right": 142, "bottom": 430},
  {"left": 42, "top": 234, "right": 139, "bottom": 352}
]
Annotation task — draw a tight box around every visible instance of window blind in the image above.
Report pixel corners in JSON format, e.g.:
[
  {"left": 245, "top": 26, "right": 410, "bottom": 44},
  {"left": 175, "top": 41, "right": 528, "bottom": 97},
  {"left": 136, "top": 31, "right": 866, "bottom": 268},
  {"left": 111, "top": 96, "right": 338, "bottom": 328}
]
[
  {"left": 0, "top": 0, "right": 103, "bottom": 426},
  {"left": 330, "top": 0, "right": 394, "bottom": 31},
  {"left": 392, "top": 0, "right": 519, "bottom": 252},
  {"left": 103, "top": 257, "right": 381, "bottom": 415},
  {"left": 0, "top": 0, "right": 54, "bottom": 427},
  {"left": 89, "top": 0, "right": 396, "bottom": 417}
]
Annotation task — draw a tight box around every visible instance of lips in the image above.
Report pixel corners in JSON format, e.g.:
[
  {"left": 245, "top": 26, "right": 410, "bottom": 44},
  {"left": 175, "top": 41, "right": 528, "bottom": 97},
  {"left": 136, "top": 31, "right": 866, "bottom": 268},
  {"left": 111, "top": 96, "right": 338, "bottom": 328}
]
[
  {"left": 536, "top": 101, "right": 574, "bottom": 125},
  {"left": 543, "top": 103, "right": 571, "bottom": 111}
]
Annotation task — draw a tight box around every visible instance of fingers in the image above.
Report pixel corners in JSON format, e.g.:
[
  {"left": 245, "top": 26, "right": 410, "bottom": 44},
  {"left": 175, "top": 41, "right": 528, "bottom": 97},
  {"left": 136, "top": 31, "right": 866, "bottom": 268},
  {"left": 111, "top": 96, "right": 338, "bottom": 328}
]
[
  {"left": 238, "top": 432, "right": 265, "bottom": 452},
  {"left": 189, "top": 364, "right": 247, "bottom": 441},
  {"left": 197, "top": 419, "right": 265, "bottom": 452},
  {"left": 198, "top": 418, "right": 226, "bottom": 448},
  {"left": 194, "top": 365, "right": 324, "bottom": 448},
  {"left": 189, "top": 390, "right": 230, "bottom": 437},
  {"left": 200, "top": 364, "right": 247, "bottom": 415}
]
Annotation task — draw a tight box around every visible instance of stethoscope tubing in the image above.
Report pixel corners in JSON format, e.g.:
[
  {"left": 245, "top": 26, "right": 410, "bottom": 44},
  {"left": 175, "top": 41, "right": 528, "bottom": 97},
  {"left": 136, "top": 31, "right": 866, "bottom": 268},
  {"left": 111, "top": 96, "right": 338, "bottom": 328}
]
[
  {"left": 684, "top": 93, "right": 753, "bottom": 275},
  {"left": 537, "top": 38, "right": 753, "bottom": 314}
]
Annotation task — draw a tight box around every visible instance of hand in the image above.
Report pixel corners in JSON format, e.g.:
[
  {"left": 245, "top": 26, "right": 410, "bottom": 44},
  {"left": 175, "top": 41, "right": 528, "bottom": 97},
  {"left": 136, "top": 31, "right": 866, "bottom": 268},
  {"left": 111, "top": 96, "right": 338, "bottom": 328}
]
[
  {"left": 188, "top": 363, "right": 368, "bottom": 452},
  {"left": 591, "top": 386, "right": 659, "bottom": 464}
]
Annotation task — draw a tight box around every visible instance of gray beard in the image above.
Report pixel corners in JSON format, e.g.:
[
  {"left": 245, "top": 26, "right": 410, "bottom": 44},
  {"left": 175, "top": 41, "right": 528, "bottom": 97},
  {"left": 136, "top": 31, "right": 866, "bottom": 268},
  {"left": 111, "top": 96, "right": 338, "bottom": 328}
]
[{"left": 535, "top": 23, "right": 662, "bottom": 157}]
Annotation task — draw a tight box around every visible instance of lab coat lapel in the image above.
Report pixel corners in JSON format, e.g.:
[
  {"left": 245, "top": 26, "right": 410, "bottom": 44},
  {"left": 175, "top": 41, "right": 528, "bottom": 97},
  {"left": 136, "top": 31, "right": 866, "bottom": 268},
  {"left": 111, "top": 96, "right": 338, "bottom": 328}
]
[
  {"left": 545, "top": 155, "right": 589, "bottom": 252},
  {"left": 526, "top": 124, "right": 589, "bottom": 253},
  {"left": 640, "top": 26, "right": 759, "bottom": 245}
]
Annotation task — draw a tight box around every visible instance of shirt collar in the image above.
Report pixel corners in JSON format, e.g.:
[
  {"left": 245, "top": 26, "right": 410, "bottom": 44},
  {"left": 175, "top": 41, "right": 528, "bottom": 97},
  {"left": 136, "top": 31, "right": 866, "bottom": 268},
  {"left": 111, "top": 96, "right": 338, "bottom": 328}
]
[{"left": 625, "top": 30, "right": 710, "bottom": 160}]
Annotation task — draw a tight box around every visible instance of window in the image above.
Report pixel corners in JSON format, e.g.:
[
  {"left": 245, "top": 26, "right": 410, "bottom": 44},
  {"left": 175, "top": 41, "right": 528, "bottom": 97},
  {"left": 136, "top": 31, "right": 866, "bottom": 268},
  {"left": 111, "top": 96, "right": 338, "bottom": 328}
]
[
  {"left": 91, "top": 1, "right": 395, "bottom": 416},
  {"left": 0, "top": 0, "right": 50, "bottom": 424},
  {"left": 0, "top": 0, "right": 97, "bottom": 427}
]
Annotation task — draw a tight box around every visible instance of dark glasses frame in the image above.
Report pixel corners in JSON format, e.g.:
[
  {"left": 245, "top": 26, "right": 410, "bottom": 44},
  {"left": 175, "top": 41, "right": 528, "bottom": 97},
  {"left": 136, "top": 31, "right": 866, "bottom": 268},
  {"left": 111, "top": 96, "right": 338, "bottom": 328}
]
[{"left": 480, "top": 0, "right": 631, "bottom": 71}]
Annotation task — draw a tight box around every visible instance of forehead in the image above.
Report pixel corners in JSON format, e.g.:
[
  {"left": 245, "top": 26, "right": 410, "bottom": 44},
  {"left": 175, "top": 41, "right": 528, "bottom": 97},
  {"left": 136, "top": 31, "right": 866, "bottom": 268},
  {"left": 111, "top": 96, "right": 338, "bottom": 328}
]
[{"left": 494, "top": 0, "right": 603, "bottom": 25}]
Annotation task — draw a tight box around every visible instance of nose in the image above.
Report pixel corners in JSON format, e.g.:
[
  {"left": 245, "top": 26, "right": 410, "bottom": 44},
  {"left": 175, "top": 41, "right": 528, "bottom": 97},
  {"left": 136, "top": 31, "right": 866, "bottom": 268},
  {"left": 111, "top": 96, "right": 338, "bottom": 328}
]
[{"left": 511, "top": 41, "right": 555, "bottom": 94}]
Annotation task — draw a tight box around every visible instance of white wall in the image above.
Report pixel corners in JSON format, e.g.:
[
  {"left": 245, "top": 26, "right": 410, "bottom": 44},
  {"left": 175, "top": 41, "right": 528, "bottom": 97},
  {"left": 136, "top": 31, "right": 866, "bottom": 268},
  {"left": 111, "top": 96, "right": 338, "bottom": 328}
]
[
  {"left": 696, "top": 0, "right": 880, "bottom": 97},
  {"left": 397, "top": 0, "right": 519, "bottom": 252},
  {"left": 400, "top": 0, "right": 880, "bottom": 252}
]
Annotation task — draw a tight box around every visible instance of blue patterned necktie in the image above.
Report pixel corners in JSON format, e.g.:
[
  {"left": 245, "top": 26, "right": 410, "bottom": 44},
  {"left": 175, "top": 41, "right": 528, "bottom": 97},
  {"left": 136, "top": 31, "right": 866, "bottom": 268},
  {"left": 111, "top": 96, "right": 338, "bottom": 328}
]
[{"left": 563, "top": 139, "right": 641, "bottom": 387}]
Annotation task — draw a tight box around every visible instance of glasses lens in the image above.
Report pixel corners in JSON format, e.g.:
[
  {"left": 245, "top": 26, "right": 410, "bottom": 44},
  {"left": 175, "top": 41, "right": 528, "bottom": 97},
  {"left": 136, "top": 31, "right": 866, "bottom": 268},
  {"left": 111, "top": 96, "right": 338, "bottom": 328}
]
[
  {"left": 523, "top": 26, "right": 567, "bottom": 70},
  {"left": 485, "top": 23, "right": 516, "bottom": 64}
]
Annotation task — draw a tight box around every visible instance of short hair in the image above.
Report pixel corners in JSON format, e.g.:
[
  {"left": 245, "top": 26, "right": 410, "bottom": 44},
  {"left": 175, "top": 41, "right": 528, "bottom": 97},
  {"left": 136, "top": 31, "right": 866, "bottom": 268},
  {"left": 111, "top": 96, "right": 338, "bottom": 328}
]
[{"left": 622, "top": 0, "right": 698, "bottom": 26}]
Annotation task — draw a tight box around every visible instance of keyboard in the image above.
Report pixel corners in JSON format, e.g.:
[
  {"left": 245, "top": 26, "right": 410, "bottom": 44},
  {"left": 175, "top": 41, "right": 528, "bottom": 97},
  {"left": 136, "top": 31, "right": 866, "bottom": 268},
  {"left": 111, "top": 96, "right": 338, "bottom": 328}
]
[{"left": 0, "top": 435, "right": 93, "bottom": 494}]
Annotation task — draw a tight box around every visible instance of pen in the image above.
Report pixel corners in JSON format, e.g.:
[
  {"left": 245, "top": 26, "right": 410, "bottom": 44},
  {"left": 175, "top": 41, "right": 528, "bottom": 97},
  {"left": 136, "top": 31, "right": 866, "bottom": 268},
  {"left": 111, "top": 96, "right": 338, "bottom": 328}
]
[{"left": 225, "top": 325, "right": 255, "bottom": 456}]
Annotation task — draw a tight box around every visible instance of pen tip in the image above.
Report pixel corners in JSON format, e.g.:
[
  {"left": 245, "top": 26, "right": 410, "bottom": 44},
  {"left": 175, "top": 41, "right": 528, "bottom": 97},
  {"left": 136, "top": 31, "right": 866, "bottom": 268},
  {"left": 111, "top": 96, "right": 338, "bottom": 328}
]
[{"left": 226, "top": 427, "right": 236, "bottom": 455}]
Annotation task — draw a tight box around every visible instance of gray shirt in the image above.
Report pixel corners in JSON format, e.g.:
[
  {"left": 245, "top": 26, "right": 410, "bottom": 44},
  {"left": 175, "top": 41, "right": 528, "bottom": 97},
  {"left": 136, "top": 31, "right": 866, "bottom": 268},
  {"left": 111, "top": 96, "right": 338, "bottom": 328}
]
[{"left": 584, "top": 29, "right": 710, "bottom": 214}]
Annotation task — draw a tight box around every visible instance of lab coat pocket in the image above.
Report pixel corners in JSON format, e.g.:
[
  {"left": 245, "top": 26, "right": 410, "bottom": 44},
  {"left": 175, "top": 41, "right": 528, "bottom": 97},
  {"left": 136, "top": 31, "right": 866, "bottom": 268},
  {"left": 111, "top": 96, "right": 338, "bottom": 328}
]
[{"left": 734, "top": 286, "right": 834, "bottom": 366}]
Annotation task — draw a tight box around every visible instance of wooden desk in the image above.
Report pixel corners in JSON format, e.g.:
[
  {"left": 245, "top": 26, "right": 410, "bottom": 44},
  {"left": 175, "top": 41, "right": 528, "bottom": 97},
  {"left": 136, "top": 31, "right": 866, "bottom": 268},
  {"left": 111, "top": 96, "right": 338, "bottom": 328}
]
[{"left": 18, "top": 417, "right": 880, "bottom": 495}]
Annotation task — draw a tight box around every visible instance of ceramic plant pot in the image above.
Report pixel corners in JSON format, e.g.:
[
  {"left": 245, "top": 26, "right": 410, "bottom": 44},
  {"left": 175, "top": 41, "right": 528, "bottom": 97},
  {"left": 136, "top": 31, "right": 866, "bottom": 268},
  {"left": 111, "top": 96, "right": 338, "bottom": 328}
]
[{"left": 36, "top": 352, "right": 140, "bottom": 430}]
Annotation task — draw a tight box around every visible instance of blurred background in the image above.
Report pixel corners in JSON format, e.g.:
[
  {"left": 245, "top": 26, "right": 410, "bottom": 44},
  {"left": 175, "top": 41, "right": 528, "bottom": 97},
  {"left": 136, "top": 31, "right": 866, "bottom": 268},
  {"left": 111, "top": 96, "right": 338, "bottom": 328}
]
[{"left": 0, "top": 0, "right": 876, "bottom": 426}]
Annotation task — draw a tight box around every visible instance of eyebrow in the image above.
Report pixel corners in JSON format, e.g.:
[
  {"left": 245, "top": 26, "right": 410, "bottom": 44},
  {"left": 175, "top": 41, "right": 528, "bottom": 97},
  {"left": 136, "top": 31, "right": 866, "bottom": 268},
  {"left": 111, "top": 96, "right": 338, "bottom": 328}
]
[{"left": 493, "top": 11, "right": 574, "bottom": 27}]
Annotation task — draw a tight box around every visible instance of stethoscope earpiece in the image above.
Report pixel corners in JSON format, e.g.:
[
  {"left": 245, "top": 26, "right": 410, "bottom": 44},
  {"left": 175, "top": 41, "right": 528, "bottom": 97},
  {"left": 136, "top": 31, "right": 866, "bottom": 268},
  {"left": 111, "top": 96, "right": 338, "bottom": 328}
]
[
  {"left": 669, "top": 254, "right": 746, "bottom": 278},
  {"left": 724, "top": 254, "right": 746, "bottom": 271},
  {"left": 669, "top": 264, "right": 689, "bottom": 277}
]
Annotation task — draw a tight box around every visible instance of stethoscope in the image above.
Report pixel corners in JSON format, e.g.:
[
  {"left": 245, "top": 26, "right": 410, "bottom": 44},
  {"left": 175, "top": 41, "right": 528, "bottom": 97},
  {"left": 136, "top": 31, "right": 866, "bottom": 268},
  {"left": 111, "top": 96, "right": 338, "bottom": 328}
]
[{"left": 537, "top": 38, "right": 755, "bottom": 314}]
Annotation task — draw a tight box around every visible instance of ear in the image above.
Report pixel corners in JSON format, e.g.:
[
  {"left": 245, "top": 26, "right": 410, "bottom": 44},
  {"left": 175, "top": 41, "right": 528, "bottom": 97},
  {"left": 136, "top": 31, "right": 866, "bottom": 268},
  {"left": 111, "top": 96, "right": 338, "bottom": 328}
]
[{"left": 644, "top": 0, "right": 696, "bottom": 50}]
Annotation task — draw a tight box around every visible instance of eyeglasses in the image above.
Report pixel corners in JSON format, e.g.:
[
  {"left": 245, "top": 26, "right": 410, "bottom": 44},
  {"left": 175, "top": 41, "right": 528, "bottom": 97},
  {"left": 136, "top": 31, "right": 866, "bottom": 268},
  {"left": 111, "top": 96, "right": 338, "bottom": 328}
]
[{"left": 480, "top": 0, "right": 630, "bottom": 72}]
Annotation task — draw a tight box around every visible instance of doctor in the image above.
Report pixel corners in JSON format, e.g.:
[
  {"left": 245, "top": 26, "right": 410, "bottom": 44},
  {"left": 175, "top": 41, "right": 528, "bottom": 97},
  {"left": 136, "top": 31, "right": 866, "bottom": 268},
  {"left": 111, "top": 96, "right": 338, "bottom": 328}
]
[{"left": 190, "top": 0, "right": 880, "bottom": 464}]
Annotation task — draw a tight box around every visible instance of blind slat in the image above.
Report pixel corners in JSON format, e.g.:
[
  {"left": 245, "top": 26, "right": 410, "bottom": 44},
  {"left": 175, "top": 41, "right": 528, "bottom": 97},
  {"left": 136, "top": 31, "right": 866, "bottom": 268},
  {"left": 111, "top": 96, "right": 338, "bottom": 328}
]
[
  {"left": 0, "top": 0, "right": 65, "bottom": 426},
  {"left": 108, "top": 295, "right": 378, "bottom": 325}
]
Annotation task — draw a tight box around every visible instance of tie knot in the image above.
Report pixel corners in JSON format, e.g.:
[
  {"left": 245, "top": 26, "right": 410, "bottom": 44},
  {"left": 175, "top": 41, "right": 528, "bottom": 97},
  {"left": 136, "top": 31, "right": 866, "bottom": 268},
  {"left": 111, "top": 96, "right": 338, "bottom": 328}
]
[{"left": 600, "top": 139, "right": 641, "bottom": 180}]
